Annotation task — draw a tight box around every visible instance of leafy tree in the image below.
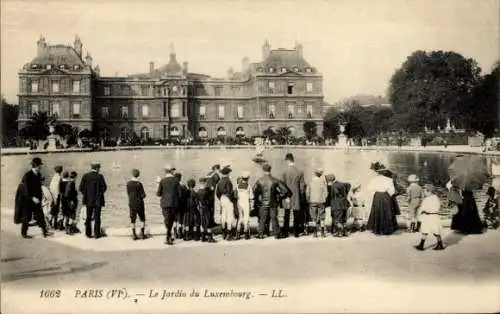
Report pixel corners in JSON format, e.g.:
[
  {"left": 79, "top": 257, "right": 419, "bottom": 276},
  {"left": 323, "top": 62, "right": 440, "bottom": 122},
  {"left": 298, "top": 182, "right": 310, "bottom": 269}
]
[
  {"left": 303, "top": 121, "right": 317, "bottom": 140},
  {"left": 1, "top": 97, "right": 19, "bottom": 146},
  {"left": 262, "top": 127, "right": 276, "bottom": 139},
  {"left": 388, "top": 50, "right": 481, "bottom": 132},
  {"left": 275, "top": 127, "right": 291, "bottom": 144},
  {"left": 19, "top": 111, "right": 56, "bottom": 140}
]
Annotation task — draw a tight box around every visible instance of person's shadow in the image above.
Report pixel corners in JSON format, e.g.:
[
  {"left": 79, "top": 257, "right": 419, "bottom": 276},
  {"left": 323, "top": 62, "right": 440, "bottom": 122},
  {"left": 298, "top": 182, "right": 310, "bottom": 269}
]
[{"left": 442, "top": 231, "right": 466, "bottom": 247}]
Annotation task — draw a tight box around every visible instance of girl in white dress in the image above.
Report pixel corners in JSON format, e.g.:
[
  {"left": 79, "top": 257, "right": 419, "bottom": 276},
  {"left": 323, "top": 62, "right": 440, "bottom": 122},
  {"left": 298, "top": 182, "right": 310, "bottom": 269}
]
[{"left": 414, "top": 184, "right": 445, "bottom": 251}]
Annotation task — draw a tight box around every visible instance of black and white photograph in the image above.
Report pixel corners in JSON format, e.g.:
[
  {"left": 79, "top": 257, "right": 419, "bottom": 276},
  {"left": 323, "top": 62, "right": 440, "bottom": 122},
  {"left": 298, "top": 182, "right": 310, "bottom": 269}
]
[{"left": 1, "top": 0, "right": 499, "bottom": 313}]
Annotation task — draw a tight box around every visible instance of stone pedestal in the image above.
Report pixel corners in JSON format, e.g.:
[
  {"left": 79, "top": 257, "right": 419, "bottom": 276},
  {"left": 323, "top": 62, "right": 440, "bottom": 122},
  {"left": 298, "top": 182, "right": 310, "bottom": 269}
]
[
  {"left": 337, "top": 134, "right": 348, "bottom": 148},
  {"left": 47, "top": 135, "right": 57, "bottom": 151}
]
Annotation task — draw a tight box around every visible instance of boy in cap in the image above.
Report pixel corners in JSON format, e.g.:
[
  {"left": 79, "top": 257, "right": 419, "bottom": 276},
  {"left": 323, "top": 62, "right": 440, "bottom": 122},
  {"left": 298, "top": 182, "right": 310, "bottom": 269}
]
[
  {"left": 184, "top": 178, "right": 201, "bottom": 241},
  {"left": 58, "top": 171, "right": 70, "bottom": 231},
  {"left": 40, "top": 177, "right": 54, "bottom": 228},
  {"left": 216, "top": 166, "right": 236, "bottom": 240},
  {"left": 235, "top": 171, "right": 253, "bottom": 240},
  {"left": 197, "top": 176, "right": 216, "bottom": 242},
  {"left": 157, "top": 164, "right": 181, "bottom": 245},
  {"left": 174, "top": 172, "right": 189, "bottom": 240},
  {"left": 406, "top": 174, "right": 423, "bottom": 233},
  {"left": 63, "top": 171, "right": 78, "bottom": 235},
  {"left": 49, "top": 165, "right": 63, "bottom": 229},
  {"left": 127, "top": 169, "right": 147, "bottom": 240},
  {"left": 306, "top": 168, "right": 328, "bottom": 237}
]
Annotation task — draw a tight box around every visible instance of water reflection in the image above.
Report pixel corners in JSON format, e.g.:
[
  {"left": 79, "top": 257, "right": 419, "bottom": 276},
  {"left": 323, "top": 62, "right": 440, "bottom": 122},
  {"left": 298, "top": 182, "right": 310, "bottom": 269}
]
[{"left": 1, "top": 149, "right": 491, "bottom": 227}]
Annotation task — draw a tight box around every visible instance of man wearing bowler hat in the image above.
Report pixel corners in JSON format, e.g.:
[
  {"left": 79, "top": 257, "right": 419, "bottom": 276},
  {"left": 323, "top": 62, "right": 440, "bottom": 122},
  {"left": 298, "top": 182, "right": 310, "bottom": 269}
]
[
  {"left": 281, "top": 153, "right": 306, "bottom": 238},
  {"left": 157, "top": 164, "right": 182, "bottom": 245},
  {"left": 17, "top": 157, "right": 51, "bottom": 238},
  {"left": 79, "top": 162, "right": 108, "bottom": 239}
]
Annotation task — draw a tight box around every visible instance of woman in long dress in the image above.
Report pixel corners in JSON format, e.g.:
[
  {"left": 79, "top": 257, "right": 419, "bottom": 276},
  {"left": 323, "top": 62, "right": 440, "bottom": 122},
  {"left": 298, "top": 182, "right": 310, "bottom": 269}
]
[
  {"left": 366, "top": 162, "right": 398, "bottom": 235},
  {"left": 450, "top": 187, "right": 483, "bottom": 235}
]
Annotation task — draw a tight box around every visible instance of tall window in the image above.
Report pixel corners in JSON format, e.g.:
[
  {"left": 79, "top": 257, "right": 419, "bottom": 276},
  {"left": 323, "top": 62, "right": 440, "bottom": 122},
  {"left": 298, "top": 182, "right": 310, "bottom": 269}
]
[
  {"left": 214, "top": 86, "right": 222, "bottom": 96},
  {"left": 140, "top": 127, "right": 150, "bottom": 140},
  {"left": 237, "top": 105, "right": 244, "bottom": 119},
  {"left": 31, "top": 80, "right": 39, "bottom": 93},
  {"left": 32, "top": 103, "right": 39, "bottom": 114},
  {"left": 269, "top": 104, "right": 276, "bottom": 119},
  {"left": 287, "top": 83, "right": 294, "bottom": 95},
  {"left": 306, "top": 68, "right": 312, "bottom": 73},
  {"left": 73, "top": 80, "right": 80, "bottom": 93},
  {"left": 163, "top": 102, "right": 167, "bottom": 117},
  {"left": 142, "top": 104, "right": 149, "bottom": 117},
  {"left": 52, "top": 81, "right": 60, "bottom": 93},
  {"left": 288, "top": 104, "right": 294, "bottom": 118},
  {"left": 52, "top": 102, "right": 60, "bottom": 117},
  {"left": 269, "top": 68, "right": 274, "bottom": 73},
  {"left": 170, "top": 103, "right": 180, "bottom": 118},
  {"left": 199, "top": 105, "right": 206, "bottom": 119},
  {"left": 218, "top": 105, "right": 225, "bottom": 120},
  {"left": 268, "top": 81, "right": 275, "bottom": 93},
  {"left": 121, "top": 106, "right": 128, "bottom": 118},
  {"left": 306, "top": 82, "right": 313, "bottom": 92},
  {"left": 72, "top": 103, "right": 81, "bottom": 118},
  {"left": 281, "top": 67, "right": 287, "bottom": 73},
  {"left": 141, "top": 85, "right": 150, "bottom": 96},
  {"left": 182, "top": 101, "right": 187, "bottom": 117},
  {"left": 232, "top": 86, "right": 240, "bottom": 95},
  {"left": 102, "top": 107, "right": 109, "bottom": 118},
  {"left": 306, "top": 104, "right": 313, "bottom": 118},
  {"left": 104, "top": 87, "right": 110, "bottom": 96}
]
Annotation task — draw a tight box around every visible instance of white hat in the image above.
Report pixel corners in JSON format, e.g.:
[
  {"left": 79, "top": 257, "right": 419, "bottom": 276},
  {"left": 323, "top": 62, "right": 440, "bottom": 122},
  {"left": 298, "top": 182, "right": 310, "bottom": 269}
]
[
  {"left": 408, "top": 174, "right": 419, "bottom": 182},
  {"left": 241, "top": 171, "right": 250, "bottom": 178}
]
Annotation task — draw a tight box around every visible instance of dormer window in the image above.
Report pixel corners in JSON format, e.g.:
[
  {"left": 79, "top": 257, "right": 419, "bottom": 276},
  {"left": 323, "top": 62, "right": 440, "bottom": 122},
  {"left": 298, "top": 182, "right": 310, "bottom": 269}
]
[
  {"left": 269, "top": 68, "right": 274, "bottom": 73},
  {"left": 294, "top": 67, "right": 299, "bottom": 72},
  {"left": 31, "top": 64, "right": 38, "bottom": 69},
  {"left": 306, "top": 68, "right": 312, "bottom": 73},
  {"left": 46, "top": 64, "right": 52, "bottom": 70},
  {"left": 281, "top": 67, "right": 287, "bottom": 73}
]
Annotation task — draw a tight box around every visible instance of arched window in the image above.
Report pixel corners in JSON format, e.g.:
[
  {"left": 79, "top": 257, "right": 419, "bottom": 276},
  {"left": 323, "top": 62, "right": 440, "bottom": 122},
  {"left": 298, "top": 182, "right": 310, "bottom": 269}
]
[
  {"left": 170, "top": 126, "right": 180, "bottom": 136},
  {"left": 140, "top": 127, "right": 150, "bottom": 140},
  {"left": 120, "top": 127, "right": 130, "bottom": 139},
  {"left": 198, "top": 127, "right": 208, "bottom": 138},
  {"left": 217, "top": 126, "right": 226, "bottom": 136},
  {"left": 235, "top": 127, "right": 245, "bottom": 137}
]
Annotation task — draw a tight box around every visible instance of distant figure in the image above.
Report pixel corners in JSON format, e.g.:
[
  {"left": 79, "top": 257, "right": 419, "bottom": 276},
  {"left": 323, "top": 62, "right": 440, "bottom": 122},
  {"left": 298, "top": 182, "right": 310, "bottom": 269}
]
[
  {"left": 157, "top": 164, "right": 181, "bottom": 245},
  {"left": 280, "top": 153, "right": 306, "bottom": 238},
  {"left": 126, "top": 169, "right": 147, "bottom": 240},
  {"left": 406, "top": 174, "right": 423, "bottom": 233},
  {"left": 79, "top": 162, "right": 108, "bottom": 239},
  {"left": 414, "top": 184, "right": 445, "bottom": 251},
  {"left": 306, "top": 168, "right": 328, "bottom": 237}
]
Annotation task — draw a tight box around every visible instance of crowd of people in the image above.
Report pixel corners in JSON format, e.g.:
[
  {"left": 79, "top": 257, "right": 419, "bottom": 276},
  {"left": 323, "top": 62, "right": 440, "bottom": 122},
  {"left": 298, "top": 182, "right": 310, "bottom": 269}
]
[{"left": 14, "top": 153, "right": 499, "bottom": 250}]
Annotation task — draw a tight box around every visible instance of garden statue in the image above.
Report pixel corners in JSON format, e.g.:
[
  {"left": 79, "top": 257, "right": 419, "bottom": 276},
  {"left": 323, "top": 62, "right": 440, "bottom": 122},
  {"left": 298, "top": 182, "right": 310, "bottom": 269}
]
[
  {"left": 337, "top": 122, "right": 348, "bottom": 148},
  {"left": 46, "top": 124, "right": 57, "bottom": 151}
]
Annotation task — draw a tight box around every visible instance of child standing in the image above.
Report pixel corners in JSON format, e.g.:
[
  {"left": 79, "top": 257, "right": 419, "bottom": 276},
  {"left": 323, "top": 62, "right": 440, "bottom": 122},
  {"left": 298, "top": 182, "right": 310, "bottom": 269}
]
[
  {"left": 58, "top": 172, "right": 70, "bottom": 231},
  {"left": 348, "top": 183, "right": 365, "bottom": 232},
  {"left": 185, "top": 178, "right": 201, "bottom": 241},
  {"left": 406, "top": 174, "right": 423, "bottom": 233},
  {"left": 483, "top": 187, "right": 500, "bottom": 229},
  {"left": 414, "top": 184, "right": 445, "bottom": 251},
  {"left": 236, "top": 171, "right": 252, "bottom": 240},
  {"left": 49, "top": 165, "right": 63, "bottom": 229},
  {"left": 306, "top": 168, "right": 328, "bottom": 237},
  {"left": 63, "top": 171, "right": 78, "bottom": 235},
  {"left": 174, "top": 172, "right": 188, "bottom": 240},
  {"left": 197, "top": 176, "right": 216, "bottom": 243},
  {"left": 41, "top": 177, "right": 54, "bottom": 225},
  {"left": 126, "top": 169, "right": 147, "bottom": 240}
]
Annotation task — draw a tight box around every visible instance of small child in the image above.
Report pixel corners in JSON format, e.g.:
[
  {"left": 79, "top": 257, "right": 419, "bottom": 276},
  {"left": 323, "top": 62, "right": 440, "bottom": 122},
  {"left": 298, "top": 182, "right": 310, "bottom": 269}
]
[
  {"left": 483, "top": 187, "right": 500, "bottom": 229},
  {"left": 126, "top": 169, "right": 147, "bottom": 240},
  {"left": 41, "top": 177, "right": 54, "bottom": 225},
  {"left": 236, "top": 172, "right": 252, "bottom": 240},
  {"left": 63, "top": 171, "right": 78, "bottom": 235},
  {"left": 406, "top": 174, "right": 423, "bottom": 233},
  {"left": 197, "top": 176, "right": 216, "bottom": 243},
  {"left": 348, "top": 183, "right": 365, "bottom": 232},
  {"left": 414, "top": 184, "right": 445, "bottom": 251},
  {"left": 58, "top": 172, "right": 70, "bottom": 231},
  {"left": 174, "top": 173, "right": 188, "bottom": 240},
  {"left": 306, "top": 168, "right": 328, "bottom": 237},
  {"left": 185, "top": 178, "right": 201, "bottom": 241}
]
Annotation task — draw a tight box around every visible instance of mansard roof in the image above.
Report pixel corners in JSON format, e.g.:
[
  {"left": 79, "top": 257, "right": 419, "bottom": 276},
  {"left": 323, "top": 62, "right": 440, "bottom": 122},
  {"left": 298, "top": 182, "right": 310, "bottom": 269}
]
[
  {"left": 30, "top": 45, "right": 85, "bottom": 67},
  {"left": 262, "top": 48, "right": 311, "bottom": 70}
]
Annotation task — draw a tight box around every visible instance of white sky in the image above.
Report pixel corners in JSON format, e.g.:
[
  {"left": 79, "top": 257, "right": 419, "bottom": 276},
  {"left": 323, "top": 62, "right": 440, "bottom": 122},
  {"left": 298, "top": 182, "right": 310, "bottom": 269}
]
[{"left": 1, "top": 0, "right": 498, "bottom": 104}]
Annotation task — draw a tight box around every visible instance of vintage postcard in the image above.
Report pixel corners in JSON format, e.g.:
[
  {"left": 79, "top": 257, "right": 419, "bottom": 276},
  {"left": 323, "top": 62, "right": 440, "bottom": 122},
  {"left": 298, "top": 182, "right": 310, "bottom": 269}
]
[{"left": 1, "top": 0, "right": 499, "bottom": 313}]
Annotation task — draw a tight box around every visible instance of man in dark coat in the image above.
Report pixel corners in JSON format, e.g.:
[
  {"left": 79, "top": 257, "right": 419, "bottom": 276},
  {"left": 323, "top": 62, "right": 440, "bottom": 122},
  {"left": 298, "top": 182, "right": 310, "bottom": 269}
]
[
  {"left": 329, "top": 174, "right": 351, "bottom": 237},
  {"left": 16, "top": 157, "right": 51, "bottom": 238},
  {"left": 280, "top": 153, "right": 305, "bottom": 238},
  {"left": 157, "top": 164, "right": 182, "bottom": 245},
  {"left": 79, "top": 162, "right": 107, "bottom": 239}
]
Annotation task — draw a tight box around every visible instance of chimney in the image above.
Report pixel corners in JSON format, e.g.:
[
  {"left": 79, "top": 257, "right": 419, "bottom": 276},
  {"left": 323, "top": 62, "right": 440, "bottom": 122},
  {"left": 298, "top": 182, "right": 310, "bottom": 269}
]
[
  {"left": 262, "top": 39, "right": 271, "bottom": 59},
  {"left": 149, "top": 61, "right": 155, "bottom": 74},
  {"left": 227, "top": 67, "right": 234, "bottom": 78},
  {"left": 182, "top": 62, "right": 188, "bottom": 75},
  {"left": 74, "top": 35, "right": 83, "bottom": 57},
  {"left": 295, "top": 41, "right": 303, "bottom": 57},
  {"left": 37, "top": 35, "right": 47, "bottom": 55},
  {"left": 85, "top": 52, "right": 93, "bottom": 67},
  {"left": 94, "top": 65, "right": 100, "bottom": 76},
  {"left": 242, "top": 57, "right": 250, "bottom": 72}
]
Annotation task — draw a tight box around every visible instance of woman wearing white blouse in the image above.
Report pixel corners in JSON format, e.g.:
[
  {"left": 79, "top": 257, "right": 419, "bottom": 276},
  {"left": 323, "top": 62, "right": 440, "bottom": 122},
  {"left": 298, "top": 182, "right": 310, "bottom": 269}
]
[{"left": 366, "top": 162, "right": 398, "bottom": 235}]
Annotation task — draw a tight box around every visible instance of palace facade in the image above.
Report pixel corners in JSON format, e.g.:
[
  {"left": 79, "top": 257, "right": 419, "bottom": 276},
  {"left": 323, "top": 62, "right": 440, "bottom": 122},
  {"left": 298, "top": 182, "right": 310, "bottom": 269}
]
[{"left": 18, "top": 37, "right": 324, "bottom": 140}]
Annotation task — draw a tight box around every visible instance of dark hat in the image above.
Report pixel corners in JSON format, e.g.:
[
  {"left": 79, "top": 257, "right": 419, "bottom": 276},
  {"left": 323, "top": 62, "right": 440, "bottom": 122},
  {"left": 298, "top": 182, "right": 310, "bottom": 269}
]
[
  {"left": 174, "top": 172, "right": 182, "bottom": 179},
  {"left": 262, "top": 164, "right": 272, "bottom": 172},
  {"left": 220, "top": 167, "right": 232, "bottom": 175},
  {"left": 285, "top": 153, "right": 294, "bottom": 161},
  {"left": 62, "top": 171, "right": 69, "bottom": 178},
  {"left": 131, "top": 169, "right": 140, "bottom": 178},
  {"left": 370, "top": 161, "right": 385, "bottom": 171},
  {"left": 91, "top": 162, "right": 101, "bottom": 170},
  {"left": 54, "top": 165, "right": 63, "bottom": 173},
  {"left": 31, "top": 157, "right": 43, "bottom": 167},
  {"left": 187, "top": 178, "right": 196, "bottom": 188},
  {"left": 325, "top": 174, "right": 336, "bottom": 182},
  {"left": 70, "top": 171, "right": 78, "bottom": 178},
  {"left": 212, "top": 164, "right": 221, "bottom": 170}
]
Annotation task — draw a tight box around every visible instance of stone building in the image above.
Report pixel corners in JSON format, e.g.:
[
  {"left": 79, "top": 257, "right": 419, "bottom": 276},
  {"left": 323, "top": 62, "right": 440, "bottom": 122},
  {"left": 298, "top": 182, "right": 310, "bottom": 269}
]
[{"left": 18, "top": 37, "right": 324, "bottom": 140}]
